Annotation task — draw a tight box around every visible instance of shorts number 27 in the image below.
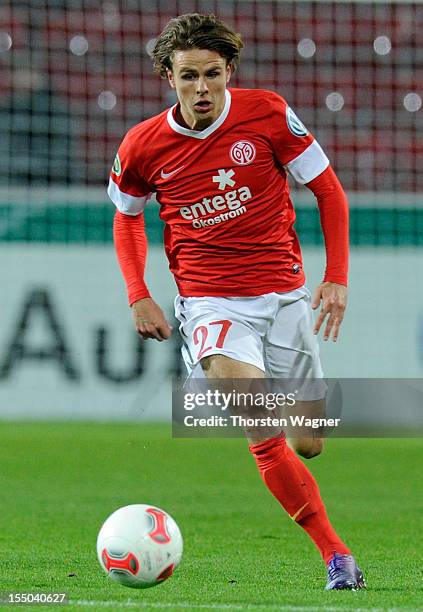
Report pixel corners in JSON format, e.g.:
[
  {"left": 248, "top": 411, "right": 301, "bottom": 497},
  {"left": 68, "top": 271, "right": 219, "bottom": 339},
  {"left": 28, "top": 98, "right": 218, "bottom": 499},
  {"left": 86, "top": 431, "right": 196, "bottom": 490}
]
[{"left": 193, "top": 319, "right": 232, "bottom": 360}]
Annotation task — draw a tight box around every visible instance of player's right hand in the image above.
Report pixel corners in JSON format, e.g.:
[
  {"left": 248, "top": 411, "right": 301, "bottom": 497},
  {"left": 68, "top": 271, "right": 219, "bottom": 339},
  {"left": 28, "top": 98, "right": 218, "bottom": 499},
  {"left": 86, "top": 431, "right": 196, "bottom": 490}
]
[{"left": 131, "top": 298, "right": 173, "bottom": 341}]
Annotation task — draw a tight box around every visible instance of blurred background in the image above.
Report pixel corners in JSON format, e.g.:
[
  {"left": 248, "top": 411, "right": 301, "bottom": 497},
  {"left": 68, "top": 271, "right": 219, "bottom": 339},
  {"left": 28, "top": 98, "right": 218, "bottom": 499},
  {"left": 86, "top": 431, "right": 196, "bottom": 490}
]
[{"left": 0, "top": 0, "right": 422, "bottom": 420}]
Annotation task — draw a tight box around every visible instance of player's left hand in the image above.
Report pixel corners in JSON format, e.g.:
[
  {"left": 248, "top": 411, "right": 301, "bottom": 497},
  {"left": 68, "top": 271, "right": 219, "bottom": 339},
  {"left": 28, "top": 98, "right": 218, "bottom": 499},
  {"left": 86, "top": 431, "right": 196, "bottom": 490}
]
[{"left": 311, "top": 282, "right": 348, "bottom": 342}]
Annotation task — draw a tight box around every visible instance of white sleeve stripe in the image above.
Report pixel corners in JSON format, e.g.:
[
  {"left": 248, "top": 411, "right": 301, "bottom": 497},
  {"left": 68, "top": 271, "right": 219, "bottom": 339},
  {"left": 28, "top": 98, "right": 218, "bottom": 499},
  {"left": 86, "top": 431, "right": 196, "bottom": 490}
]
[
  {"left": 107, "top": 177, "right": 150, "bottom": 216},
  {"left": 284, "top": 140, "right": 329, "bottom": 185}
]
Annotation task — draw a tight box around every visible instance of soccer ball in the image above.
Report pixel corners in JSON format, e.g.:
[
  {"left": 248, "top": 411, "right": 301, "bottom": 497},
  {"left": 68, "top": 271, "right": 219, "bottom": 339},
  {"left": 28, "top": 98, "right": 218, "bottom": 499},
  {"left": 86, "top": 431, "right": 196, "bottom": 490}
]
[{"left": 97, "top": 504, "right": 183, "bottom": 589}]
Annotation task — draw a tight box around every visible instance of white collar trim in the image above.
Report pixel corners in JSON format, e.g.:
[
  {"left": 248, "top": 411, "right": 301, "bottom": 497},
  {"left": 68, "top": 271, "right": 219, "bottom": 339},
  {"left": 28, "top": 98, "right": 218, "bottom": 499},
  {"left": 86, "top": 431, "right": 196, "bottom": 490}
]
[{"left": 167, "top": 89, "right": 231, "bottom": 139}]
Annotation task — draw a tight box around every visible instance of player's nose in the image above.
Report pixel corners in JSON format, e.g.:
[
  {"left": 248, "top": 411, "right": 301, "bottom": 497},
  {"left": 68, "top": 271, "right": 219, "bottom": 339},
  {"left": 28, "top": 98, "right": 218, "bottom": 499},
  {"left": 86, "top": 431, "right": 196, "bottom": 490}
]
[{"left": 196, "top": 77, "right": 208, "bottom": 94}]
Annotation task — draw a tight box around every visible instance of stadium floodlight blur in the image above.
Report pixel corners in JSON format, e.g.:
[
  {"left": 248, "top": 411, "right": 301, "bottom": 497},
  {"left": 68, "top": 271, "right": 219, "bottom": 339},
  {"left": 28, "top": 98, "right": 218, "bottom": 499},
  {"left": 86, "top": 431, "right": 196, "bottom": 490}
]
[
  {"left": 0, "top": 0, "right": 422, "bottom": 419},
  {"left": 0, "top": 1, "right": 421, "bottom": 192},
  {"left": 0, "top": 0, "right": 421, "bottom": 244}
]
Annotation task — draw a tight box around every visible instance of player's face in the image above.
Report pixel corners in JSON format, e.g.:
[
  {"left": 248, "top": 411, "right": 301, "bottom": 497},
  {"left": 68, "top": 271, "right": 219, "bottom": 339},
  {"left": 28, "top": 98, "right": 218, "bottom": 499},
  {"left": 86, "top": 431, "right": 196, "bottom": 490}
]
[{"left": 167, "top": 49, "right": 231, "bottom": 131}]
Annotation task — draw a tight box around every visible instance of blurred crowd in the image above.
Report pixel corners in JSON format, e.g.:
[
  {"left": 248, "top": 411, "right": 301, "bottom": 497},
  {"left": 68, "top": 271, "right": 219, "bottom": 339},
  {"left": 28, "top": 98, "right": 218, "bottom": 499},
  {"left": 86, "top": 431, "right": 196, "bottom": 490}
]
[{"left": 0, "top": 0, "right": 421, "bottom": 190}]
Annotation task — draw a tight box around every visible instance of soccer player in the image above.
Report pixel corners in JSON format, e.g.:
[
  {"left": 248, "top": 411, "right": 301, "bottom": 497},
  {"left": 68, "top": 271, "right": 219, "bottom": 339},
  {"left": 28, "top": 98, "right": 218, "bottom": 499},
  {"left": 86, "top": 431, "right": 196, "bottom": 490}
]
[{"left": 108, "top": 13, "right": 366, "bottom": 590}]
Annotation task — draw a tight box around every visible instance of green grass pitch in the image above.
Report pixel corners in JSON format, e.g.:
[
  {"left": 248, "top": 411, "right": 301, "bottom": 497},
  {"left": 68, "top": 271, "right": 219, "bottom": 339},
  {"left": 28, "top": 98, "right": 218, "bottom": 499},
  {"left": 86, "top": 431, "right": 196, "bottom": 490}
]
[{"left": 0, "top": 422, "right": 421, "bottom": 611}]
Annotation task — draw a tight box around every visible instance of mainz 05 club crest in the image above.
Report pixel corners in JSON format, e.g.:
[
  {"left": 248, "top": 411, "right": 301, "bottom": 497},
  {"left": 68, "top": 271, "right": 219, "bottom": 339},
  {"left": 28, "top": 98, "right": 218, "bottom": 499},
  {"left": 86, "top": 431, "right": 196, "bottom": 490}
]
[{"left": 230, "top": 141, "right": 256, "bottom": 165}]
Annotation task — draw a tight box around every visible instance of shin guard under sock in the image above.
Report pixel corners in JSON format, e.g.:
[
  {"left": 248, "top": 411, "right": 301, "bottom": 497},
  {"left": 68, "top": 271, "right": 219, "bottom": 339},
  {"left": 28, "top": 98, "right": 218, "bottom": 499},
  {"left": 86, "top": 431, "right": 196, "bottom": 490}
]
[{"left": 249, "top": 436, "right": 350, "bottom": 563}]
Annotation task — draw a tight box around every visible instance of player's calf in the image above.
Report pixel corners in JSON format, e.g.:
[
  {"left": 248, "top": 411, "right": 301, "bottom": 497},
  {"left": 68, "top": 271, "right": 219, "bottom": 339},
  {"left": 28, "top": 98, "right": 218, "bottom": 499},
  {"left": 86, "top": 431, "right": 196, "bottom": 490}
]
[{"left": 282, "top": 398, "right": 325, "bottom": 458}]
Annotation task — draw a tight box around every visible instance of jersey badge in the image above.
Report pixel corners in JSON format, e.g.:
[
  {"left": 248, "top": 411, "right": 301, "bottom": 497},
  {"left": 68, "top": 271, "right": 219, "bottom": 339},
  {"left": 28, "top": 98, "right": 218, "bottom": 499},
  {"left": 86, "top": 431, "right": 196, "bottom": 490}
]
[
  {"left": 230, "top": 140, "right": 256, "bottom": 165},
  {"left": 112, "top": 153, "right": 121, "bottom": 176},
  {"left": 286, "top": 107, "right": 308, "bottom": 137}
]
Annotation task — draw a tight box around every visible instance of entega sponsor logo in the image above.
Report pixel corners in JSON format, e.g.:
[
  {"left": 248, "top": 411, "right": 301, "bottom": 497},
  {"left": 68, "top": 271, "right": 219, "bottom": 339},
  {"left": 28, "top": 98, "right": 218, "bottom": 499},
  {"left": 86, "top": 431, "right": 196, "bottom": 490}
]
[{"left": 180, "top": 186, "right": 252, "bottom": 228}]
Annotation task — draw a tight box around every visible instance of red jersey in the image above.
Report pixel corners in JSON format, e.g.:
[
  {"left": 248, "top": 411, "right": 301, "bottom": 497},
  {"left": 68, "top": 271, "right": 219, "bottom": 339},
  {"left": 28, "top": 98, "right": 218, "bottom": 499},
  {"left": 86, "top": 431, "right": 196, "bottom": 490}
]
[{"left": 108, "top": 88, "right": 330, "bottom": 297}]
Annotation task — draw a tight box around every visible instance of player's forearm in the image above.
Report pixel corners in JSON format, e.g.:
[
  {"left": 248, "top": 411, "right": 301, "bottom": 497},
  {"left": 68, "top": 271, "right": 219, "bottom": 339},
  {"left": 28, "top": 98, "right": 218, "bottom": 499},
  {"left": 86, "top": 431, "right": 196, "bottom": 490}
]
[
  {"left": 306, "top": 166, "right": 349, "bottom": 286},
  {"left": 113, "top": 210, "right": 151, "bottom": 305}
]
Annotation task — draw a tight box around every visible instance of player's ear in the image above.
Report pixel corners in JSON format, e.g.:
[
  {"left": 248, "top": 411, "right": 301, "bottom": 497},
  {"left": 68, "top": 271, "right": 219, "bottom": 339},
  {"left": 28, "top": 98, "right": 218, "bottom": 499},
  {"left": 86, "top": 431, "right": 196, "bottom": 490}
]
[
  {"left": 167, "top": 69, "right": 176, "bottom": 89},
  {"left": 226, "top": 64, "right": 232, "bottom": 84}
]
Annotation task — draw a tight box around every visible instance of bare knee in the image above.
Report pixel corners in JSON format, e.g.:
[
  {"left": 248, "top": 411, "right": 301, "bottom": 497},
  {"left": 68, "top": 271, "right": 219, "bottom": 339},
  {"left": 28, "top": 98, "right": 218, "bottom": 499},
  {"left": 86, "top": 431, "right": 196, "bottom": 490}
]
[{"left": 290, "top": 437, "right": 324, "bottom": 459}]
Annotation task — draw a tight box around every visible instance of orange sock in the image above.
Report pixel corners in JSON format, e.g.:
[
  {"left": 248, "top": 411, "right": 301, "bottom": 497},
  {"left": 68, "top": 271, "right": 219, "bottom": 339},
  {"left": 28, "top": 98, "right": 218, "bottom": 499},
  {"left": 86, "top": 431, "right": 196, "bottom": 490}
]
[{"left": 249, "top": 436, "right": 350, "bottom": 563}]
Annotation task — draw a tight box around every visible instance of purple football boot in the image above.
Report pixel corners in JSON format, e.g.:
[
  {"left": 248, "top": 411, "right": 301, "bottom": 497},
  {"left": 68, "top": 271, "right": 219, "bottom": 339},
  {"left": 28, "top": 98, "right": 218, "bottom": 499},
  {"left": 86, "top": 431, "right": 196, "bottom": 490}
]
[{"left": 325, "top": 553, "right": 366, "bottom": 590}]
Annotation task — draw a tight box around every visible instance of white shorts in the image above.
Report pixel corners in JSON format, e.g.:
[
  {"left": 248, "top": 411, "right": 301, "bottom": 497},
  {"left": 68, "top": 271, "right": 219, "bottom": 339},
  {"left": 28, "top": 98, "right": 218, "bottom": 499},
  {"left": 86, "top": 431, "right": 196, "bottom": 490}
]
[{"left": 174, "top": 287, "right": 324, "bottom": 393}]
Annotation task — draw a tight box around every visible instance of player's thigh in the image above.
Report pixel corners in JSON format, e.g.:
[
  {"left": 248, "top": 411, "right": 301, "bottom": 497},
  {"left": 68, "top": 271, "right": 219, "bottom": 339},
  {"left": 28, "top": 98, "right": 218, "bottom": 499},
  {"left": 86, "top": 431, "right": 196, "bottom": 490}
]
[
  {"left": 174, "top": 295, "right": 267, "bottom": 376},
  {"left": 201, "top": 355, "right": 278, "bottom": 444},
  {"left": 175, "top": 295, "right": 277, "bottom": 443},
  {"left": 201, "top": 354, "right": 264, "bottom": 378},
  {"left": 202, "top": 354, "right": 283, "bottom": 444}
]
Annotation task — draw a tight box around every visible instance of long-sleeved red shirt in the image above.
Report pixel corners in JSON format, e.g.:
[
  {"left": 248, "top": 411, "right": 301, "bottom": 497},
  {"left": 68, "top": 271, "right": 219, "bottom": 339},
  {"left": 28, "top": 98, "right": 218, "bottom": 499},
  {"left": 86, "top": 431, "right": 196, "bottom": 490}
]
[{"left": 113, "top": 164, "right": 348, "bottom": 305}]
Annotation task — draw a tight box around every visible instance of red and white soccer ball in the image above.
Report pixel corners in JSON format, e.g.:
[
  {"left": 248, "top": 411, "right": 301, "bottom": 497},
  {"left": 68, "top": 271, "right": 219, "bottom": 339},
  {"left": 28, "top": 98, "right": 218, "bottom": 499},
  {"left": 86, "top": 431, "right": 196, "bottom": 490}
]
[{"left": 97, "top": 504, "right": 183, "bottom": 589}]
